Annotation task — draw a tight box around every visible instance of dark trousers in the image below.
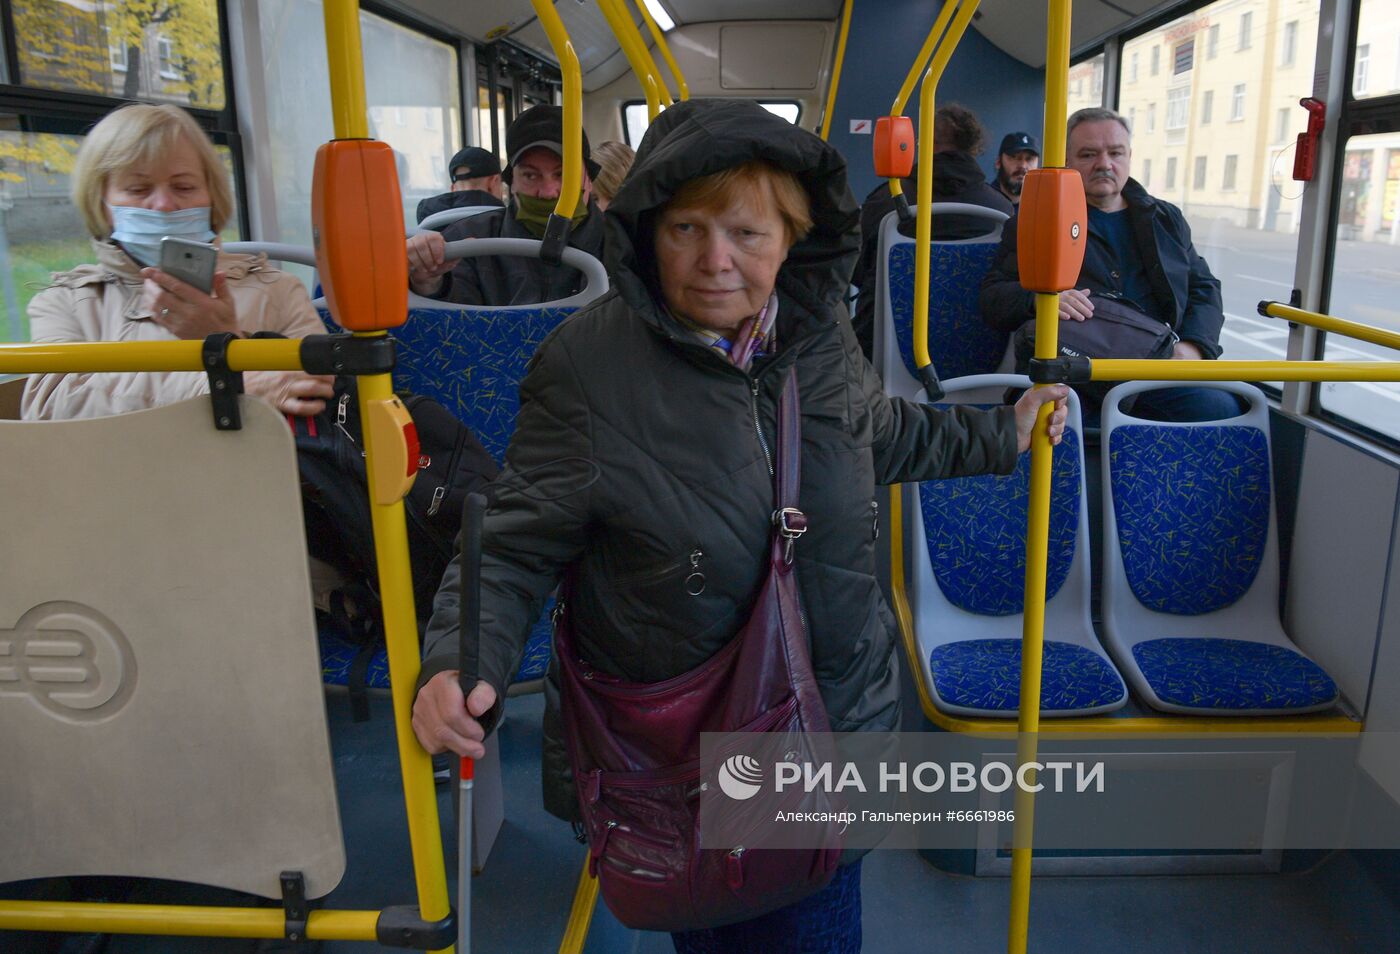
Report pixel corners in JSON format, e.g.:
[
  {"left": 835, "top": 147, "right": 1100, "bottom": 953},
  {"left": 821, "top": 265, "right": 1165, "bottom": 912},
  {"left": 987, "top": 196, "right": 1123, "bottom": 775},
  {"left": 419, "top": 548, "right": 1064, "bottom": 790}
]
[{"left": 670, "top": 860, "right": 862, "bottom": 954}]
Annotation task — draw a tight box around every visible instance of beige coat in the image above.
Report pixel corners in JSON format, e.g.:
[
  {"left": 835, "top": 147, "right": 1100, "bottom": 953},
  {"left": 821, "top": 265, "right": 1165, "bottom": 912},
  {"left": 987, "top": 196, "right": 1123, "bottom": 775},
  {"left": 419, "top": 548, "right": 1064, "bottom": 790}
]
[{"left": 21, "top": 241, "right": 326, "bottom": 420}]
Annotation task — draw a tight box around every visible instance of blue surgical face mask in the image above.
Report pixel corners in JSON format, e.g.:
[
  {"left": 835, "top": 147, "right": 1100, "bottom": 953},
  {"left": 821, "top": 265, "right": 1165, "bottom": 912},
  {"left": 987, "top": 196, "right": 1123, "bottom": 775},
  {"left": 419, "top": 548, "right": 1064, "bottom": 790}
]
[{"left": 107, "top": 205, "right": 216, "bottom": 267}]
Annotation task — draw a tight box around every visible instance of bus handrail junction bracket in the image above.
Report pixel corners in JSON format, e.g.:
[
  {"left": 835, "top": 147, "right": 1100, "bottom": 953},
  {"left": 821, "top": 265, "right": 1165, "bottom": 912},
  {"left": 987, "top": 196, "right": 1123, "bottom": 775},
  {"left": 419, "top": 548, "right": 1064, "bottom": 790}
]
[
  {"left": 375, "top": 904, "right": 457, "bottom": 949},
  {"left": 1027, "top": 355, "right": 1091, "bottom": 384},
  {"left": 300, "top": 333, "right": 397, "bottom": 376},
  {"left": 203, "top": 332, "right": 244, "bottom": 431},
  {"left": 279, "top": 870, "right": 308, "bottom": 941},
  {"left": 894, "top": 192, "right": 913, "bottom": 225},
  {"left": 541, "top": 213, "right": 571, "bottom": 267}
]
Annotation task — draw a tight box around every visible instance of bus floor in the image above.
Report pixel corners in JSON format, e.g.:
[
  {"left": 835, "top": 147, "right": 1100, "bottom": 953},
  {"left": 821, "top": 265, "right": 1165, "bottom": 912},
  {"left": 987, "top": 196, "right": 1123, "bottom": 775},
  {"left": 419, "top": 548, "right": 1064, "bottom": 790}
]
[{"left": 6, "top": 687, "right": 1399, "bottom": 953}]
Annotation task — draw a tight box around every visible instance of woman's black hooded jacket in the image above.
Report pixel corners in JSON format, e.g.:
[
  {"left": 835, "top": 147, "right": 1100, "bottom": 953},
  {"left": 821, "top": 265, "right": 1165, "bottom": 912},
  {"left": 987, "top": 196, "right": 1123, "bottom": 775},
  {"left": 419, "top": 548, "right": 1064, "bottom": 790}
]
[{"left": 417, "top": 99, "right": 1018, "bottom": 821}]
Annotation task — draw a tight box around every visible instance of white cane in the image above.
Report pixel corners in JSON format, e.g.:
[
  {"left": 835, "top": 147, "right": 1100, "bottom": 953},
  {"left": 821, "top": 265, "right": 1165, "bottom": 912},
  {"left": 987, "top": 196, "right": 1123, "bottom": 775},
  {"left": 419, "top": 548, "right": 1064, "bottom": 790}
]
[{"left": 457, "top": 492, "right": 488, "bottom": 953}]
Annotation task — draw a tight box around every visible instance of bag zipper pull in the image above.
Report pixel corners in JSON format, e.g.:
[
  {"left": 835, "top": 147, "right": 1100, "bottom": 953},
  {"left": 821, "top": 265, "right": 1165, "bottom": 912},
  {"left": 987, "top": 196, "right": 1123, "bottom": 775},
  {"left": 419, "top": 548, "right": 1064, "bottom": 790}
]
[
  {"left": 427, "top": 485, "right": 446, "bottom": 517},
  {"left": 726, "top": 846, "right": 745, "bottom": 890},
  {"left": 334, "top": 393, "right": 357, "bottom": 447},
  {"left": 684, "top": 548, "right": 706, "bottom": 596}
]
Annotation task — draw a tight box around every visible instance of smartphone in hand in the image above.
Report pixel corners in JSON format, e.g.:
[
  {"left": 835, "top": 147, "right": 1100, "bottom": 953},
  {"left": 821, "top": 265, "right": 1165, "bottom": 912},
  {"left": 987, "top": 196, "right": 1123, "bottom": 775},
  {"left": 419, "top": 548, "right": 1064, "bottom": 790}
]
[{"left": 159, "top": 236, "right": 218, "bottom": 295}]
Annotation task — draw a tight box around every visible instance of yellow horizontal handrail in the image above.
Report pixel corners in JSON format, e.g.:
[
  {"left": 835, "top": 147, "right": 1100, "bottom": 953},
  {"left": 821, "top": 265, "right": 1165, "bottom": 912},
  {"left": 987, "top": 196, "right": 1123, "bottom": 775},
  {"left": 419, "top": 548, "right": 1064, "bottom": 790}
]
[
  {"left": 1087, "top": 358, "right": 1400, "bottom": 382},
  {"left": 0, "top": 901, "right": 380, "bottom": 941},
  {"left": 0, "top": 339, "right": 310, "bottom": 374},
  {"left": 1260, "top": 301, "right": 1400, "bottom": 353}
]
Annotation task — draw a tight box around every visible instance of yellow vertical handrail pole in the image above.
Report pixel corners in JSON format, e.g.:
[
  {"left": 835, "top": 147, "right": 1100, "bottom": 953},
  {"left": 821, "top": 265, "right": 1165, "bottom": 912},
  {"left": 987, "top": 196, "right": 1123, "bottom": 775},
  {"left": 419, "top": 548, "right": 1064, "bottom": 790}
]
[
  {"left": 1008, "top": 0, "right": 1073, "bottom": 951},
  {"left": 911, "top": 0, "right": 980, "bottom": 376},
  {"left": 619, "top": 2, "right": 672, "bottom": 108},
  {"left": 599, "top": 0, "right": 666, "bottom": 120},
  {"left": 887, "top": 0, "right": 959, "bottom": 205},
  {"left": 322, "top": 0, "right": 453, "bottom": 947},
  {"left": 532, "top": 0, "right": 582, "bottom": 220},
  {"left": 557, "top": 852, "right": 602, "bottom": 954},
  {"left": 631, "top": 0, "right": 689, "bottom": 101},
  {"left": 819, "top": 0, "right": 854, "bottom": 140},
  {"left": 323, "top": 0, "right": 368, "bottom": 140}
]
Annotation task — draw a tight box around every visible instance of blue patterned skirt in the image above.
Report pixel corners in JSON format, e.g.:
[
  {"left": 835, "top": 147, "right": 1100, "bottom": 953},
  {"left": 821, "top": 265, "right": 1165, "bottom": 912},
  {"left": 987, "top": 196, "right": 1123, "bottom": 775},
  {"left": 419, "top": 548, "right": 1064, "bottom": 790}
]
[{"left": 669, "top": 860, "right": 862, "bottom": 953}]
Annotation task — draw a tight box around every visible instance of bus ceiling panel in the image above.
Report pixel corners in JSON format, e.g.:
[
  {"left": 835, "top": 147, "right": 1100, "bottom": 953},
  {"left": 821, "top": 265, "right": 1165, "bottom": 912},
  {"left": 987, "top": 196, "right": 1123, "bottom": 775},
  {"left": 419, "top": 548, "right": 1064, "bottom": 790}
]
[
  {"left": 403, "top": 0, "right": 611, "bottom": 73},
  {"left": 666, "top": 0, "right": 842, "bottom": 21},
  {"left": 508, "top": 0, "right": 642, "bottom": 92},
  {"left": 971, "top": 0, "right": 1165, "bottom": 68}
]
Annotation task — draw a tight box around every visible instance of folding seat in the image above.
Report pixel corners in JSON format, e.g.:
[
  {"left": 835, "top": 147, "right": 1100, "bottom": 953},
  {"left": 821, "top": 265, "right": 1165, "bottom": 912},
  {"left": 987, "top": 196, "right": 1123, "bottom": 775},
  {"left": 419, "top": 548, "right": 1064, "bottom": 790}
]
[
  {"left": 1101, "top": 381, "right": 1338, "bottom": 715},
  {"left": 871, "top": 203, "right": 1011, "bottom": 398},
  {"left": 904, "top": 375, "right": 1127, "bottom": 717}
]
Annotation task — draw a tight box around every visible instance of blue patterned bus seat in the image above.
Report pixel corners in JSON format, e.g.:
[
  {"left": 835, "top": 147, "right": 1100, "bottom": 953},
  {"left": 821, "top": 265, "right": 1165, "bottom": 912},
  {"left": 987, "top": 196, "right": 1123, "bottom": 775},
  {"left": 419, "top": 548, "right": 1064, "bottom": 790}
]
[
  {"left": 888, "top": 242, "right": 1006, "bottom": 383},
  {"left": 921, "top": 428, "right": 1080, "bottom": 615},
  {"left": 1107, "top": 417, "right": 1337, "bottom": 712},
  {"left": 930, "top": 639, "right": 1126, "bottom": 712}
]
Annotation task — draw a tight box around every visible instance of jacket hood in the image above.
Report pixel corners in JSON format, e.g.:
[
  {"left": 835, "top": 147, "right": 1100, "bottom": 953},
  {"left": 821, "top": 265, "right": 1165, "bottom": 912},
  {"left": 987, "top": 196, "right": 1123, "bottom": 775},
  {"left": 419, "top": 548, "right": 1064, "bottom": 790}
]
[
  {"left": 933, "top": 150, "right": 991, "bottom": 197},
  {"left": 604, "top": 99, "right": 859, "bottom": 336}
]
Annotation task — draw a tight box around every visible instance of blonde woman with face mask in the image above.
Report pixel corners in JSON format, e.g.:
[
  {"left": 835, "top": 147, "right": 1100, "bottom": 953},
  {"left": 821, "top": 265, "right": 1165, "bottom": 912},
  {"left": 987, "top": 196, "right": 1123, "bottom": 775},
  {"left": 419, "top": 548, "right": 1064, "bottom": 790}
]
[{"left": 21, "top": 103, "right": 333, "bottom": 421}]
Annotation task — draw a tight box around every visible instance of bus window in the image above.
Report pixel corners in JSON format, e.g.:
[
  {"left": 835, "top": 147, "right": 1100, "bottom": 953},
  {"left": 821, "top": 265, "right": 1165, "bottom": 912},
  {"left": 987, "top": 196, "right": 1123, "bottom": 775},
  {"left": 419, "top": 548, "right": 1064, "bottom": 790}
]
[
  {"left": 12, "top": 0, "right": 226, "bottom": 110},
  {"left": 0, "top": 126, "right": 84, "bottom": 344},
  {"left": 1351, "top": 0, "right": 1400, "bottom": 100},
  {"left": 256, "top": 0, "right": 460, "bottom": 283},
  {"left": 1319, "top": 130, "right": 1400, "bottom": 441},
  {"left": 622, "top": 100, "right": 801, "bottom": 147},
  {"left": 0, "top": 126, "right": 244, "bottom": 346},
  {"left": 1118, "top": 0, "right": 1322, "bottom": 388},
  {"left": 1067, "top": 53, "right": 1106, "bottom": 113}
]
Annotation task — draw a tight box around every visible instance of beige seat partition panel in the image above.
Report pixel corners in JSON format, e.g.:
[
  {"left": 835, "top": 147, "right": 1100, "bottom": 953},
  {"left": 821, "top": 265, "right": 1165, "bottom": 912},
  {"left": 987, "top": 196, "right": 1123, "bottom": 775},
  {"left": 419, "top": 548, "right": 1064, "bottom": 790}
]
[{"left": 0, "top": 396, "right": 346, "bottom": 899}]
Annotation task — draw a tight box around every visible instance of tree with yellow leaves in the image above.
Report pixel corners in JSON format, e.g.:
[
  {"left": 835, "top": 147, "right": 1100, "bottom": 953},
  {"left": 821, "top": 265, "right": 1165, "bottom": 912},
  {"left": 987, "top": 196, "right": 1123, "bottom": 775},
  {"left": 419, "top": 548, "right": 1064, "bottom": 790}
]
[{"left": 14, "top": 0, "right": 224, "bottom": 110}]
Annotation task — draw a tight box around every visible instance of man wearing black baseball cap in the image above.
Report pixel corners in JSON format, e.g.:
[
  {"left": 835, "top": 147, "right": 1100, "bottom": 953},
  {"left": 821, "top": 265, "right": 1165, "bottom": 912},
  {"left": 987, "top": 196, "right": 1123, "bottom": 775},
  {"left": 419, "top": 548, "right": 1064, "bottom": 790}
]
[
  {"left": 415, "top": 146, "right": 505, "bottom": 225},
  {"left": 993, "top": 132, "right": 1040, "bottom": 206},
  {"left": 407, "top": 105, "right": 604, "bottom": 305}
]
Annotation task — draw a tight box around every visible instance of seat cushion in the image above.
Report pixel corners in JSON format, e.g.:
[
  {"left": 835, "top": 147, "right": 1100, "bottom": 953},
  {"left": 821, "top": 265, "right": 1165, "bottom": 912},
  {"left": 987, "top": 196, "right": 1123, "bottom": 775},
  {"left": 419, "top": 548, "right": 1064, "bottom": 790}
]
[
  {"left": 320, "top": 627, "right": 392, "bottom": 690},
  {"left": 514, "top": 599, "right": 555, "bottom": 683},
  {"left": 320, "top": 617, "right": 552, "bottom": 688},
  {"left": 1132, "top": 637, "right": 1338, "bottom": 710},
  {"left": 929, "top": 639, "right": 1124, "bottom": 713}
]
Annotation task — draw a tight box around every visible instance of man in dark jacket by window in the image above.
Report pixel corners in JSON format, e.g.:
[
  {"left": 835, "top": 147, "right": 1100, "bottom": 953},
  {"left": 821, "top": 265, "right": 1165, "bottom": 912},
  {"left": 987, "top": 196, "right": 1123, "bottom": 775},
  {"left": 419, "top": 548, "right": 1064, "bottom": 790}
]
[
  {"left": 406, "top": 106, "right": 604, "bottom": 306},
  {"left": 980, "top": 107, "right": 1236, "bottom": 421},
  {"left": 850, "top": 103, "right": 1012, "bottom": 358},
  {"left": 414, "top": 146, "right": 505, "bottom": 225}
]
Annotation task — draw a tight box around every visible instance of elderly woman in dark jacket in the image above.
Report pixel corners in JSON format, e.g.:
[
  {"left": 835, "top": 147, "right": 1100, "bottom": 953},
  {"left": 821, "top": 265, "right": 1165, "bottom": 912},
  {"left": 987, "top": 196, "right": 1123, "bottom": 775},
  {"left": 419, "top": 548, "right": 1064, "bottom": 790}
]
[{"left": 411, "top": 99, "right": 1066, "bottom": 949}]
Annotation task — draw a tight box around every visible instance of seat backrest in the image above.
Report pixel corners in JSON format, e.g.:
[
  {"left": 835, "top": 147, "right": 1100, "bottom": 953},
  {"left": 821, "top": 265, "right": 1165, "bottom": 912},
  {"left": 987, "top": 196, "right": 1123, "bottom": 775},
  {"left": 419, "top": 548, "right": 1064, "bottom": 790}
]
[
  {"left": 1102, "top": 381, "right": 1277, "bottom": 618},
  {"left": 875, "top": 204, "right": 1009, "bottom": 391},
  {"left": 0, "top": 396, "right": 345, "bottom": 899},
  {"left": 920, "top": 374, "right": 1085, "bottom": 616},
  {"left": 321, "top": 238, "right": 609, "bottom": 465},
  {"left": 413, "top": 205, "right": 502, "bottom": 233}
]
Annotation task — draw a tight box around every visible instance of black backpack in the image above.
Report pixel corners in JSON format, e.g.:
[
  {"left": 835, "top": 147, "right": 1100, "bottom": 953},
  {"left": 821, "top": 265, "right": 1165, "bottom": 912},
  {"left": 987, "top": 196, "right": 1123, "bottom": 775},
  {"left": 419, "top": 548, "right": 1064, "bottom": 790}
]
[{"left": 292, "top": 376, "right": 498, "bottom": 719}]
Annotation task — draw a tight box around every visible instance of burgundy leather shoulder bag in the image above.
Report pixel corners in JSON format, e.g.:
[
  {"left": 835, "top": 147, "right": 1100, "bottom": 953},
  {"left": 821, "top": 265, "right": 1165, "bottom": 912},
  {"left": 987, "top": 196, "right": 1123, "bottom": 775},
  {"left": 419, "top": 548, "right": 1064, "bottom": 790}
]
[{"left": 554, "top": 368, "right": 844, "bottom": 932}]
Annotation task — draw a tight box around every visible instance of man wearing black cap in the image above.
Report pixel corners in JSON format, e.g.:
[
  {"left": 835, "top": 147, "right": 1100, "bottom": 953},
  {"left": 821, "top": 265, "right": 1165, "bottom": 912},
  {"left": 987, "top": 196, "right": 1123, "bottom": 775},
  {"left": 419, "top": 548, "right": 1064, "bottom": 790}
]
[
  {"left": 994, "top": 132, "right": 1040, "bottom": 207},
  {"left": 415, "top": 146, "right": 505, "bottom": 225},
  {"left": 407, "top": 105, "right": 604, "bottom": 306}
]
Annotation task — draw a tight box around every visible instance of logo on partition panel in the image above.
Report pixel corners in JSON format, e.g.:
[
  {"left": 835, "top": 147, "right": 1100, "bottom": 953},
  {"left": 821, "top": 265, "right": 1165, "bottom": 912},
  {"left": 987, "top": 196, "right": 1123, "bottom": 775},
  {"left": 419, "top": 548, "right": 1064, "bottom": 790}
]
[{"left": 0, "top": 602, "right": 138, "bottom": 723}]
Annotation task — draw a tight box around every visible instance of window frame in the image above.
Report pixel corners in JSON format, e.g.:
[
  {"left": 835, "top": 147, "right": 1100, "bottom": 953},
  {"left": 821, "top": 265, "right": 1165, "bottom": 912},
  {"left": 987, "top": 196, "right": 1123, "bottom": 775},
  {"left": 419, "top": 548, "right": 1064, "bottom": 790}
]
[
  {"left": 1310, "top": 5, "right": 1400, "bottom": 447},
  {"left": 0, "top": 0, "right": 246, "bottom": 234}
]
